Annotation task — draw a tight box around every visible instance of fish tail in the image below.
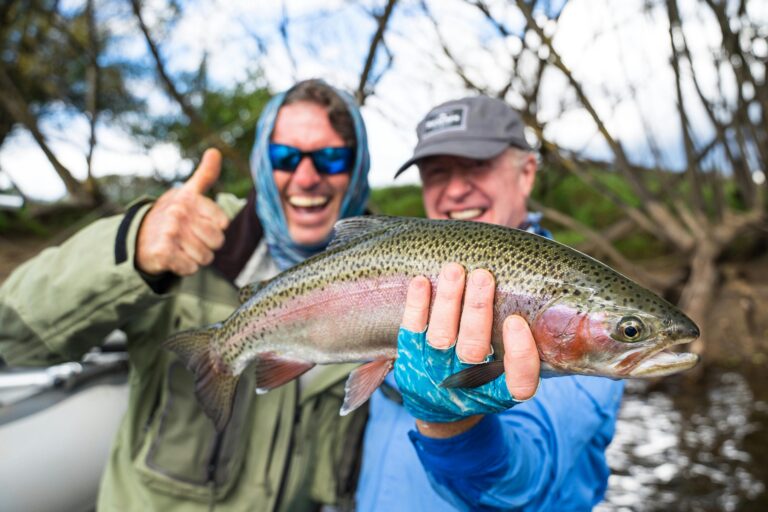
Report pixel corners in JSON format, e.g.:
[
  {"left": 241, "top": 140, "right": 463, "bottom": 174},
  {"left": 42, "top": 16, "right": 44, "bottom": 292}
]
[{"left": 164, "top": 324, "right": 238, "bottom": 431}]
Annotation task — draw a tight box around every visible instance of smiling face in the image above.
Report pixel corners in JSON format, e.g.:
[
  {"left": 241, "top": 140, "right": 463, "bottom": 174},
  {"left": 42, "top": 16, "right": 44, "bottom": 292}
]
[
  {"left": 272, "top": 101, "right": 351, "bottom": 245},
  {"left": 418, "top": 149, "right": 537, "bottom": 229}
]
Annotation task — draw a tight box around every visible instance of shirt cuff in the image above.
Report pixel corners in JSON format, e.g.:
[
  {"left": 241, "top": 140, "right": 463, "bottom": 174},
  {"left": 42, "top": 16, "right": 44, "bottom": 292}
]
[{"left": 408, "top": 414, "right": 511, "bottom": 475}]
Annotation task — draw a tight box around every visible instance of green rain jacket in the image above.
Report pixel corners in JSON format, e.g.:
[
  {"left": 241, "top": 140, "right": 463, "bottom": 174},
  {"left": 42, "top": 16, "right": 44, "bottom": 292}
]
[{"left": 0, "top": 191, "right": 367, "bottom": 511}]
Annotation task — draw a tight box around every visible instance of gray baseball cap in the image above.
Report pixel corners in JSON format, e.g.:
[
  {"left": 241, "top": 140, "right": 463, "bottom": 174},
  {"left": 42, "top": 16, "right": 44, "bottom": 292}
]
[{"left": 394, "top": 96, "right": 531, "bottom": 177}]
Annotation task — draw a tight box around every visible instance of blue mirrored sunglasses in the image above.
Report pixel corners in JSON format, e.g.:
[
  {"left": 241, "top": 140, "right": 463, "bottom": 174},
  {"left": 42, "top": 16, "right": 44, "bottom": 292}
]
[{"left": 268, "top": 143, "right": 354, "bottom": 175}]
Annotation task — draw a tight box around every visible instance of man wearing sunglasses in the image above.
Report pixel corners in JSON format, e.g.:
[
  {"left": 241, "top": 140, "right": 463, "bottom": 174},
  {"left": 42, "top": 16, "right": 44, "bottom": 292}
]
[
  {"left": 1, "top": 75, "right": 547, "bottom": 510},
  {"left": 0, "top": 80, "right": 606, "bottom": 511},
  {"left": 0, "top": 80, "right": 376, "bottom": 510}
]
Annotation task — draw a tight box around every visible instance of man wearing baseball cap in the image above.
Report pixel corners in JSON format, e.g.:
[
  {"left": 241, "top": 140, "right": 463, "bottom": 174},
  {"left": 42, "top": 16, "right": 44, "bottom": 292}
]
[
  {"left": 395, "top": 95, "right": 543, "bottom": 230},
  {"left": 356, "top": 95, "right": 625, "bottom": 510}
]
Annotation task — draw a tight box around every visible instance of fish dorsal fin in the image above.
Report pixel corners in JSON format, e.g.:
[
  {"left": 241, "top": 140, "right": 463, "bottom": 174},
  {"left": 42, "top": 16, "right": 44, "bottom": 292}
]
[
  {"left": 328, "top": 215, "right": 403, "bottom": 251},
  {"left": 238, "top": 280, "right": 267, "bottom": 304}
]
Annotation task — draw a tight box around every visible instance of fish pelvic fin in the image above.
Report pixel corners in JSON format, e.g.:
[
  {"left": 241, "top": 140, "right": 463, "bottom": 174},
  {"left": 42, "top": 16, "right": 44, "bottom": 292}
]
[
  {"left": 340, "top": 358, "right": 394, "bottom": 416},
  {"left": 253, "top": 353, "right": 315, "bottom": 393},
  {"left": 164, "top": 324, "right": 238, "bottom": 431},
  {"left": 440, "top": 361, "right": 505, "bottom": 389}
]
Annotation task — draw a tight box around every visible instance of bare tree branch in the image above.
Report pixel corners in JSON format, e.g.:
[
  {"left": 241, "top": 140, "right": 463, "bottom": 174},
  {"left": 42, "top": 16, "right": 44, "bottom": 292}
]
[
  {"left": 665, "top": 0, "right": 706, "bottom": 216},
  {"left": 513, "top": 1, "right": 637, "bottom": 186},
  {"left": 278, "top": 1, "right": 299, "bottom": 81},
  {"left": 356, "top": 0, "right": 398, "bottom": 105},
  {"left": 0, "top": 163, "right": 27, "bottom": 202},
  {"left": 0, "top": 62, "right": 94, "bottom": 205},
  {"left": 84, "top": 0, "right": 102, "bottom": 203},
  {"left": 529, "top": 198, "right": 671, "bottom": 290},
  {"left": 420, "top": 0, "right": 489, "bottom": 94},
  {"left": 130, "top": 0, "right": 251, "bottom": 177},
  {"left": 536, "top": 137, "right": 660, "bottom": 237},
  {"left": 673, "top": 13, "right": 747, "bottom": 212},
  {"left": 704, "top": 0, "right": 768, "bottom": 138},
  {"left": 576, "top": 217, "right": 636, "bottom": 253},
  {"left": 512, "top": 0, "right": 696, "bottom": 252}
]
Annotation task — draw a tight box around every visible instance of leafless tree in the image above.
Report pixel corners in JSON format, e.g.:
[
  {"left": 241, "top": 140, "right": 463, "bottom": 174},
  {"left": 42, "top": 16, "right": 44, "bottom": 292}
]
[
  {"left": 130, "top": 0, "right": 253, "bottom": 177},
  {"left": 0, "top": 63, "right": 96, "bottom": 206},
  {"left": 416, "top": 0, "right": 766, "bottom": 354}
]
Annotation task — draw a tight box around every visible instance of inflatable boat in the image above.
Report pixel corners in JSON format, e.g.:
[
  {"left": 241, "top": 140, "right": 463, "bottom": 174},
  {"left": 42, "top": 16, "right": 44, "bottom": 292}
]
[{"left": 0, "top": 335, "right": 129, "bottom": 512}]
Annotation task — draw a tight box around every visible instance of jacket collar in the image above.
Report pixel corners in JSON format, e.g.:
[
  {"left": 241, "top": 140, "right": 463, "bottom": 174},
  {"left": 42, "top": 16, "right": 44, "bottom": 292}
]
[
  {"left": 211, "top": 189, "right": 372, "bottom": 285},
  {"left": 212, "top": 188, "right": 262, "bottom": 284}
]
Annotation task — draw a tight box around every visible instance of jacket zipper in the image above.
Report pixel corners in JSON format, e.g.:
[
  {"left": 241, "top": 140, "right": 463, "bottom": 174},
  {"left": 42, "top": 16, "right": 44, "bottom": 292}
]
[
  {"left": 272, "top": 380, "right": 300, "bottom": 510},
  {"left": 207, "top": 430, "right": 225, "bottom": 486}
]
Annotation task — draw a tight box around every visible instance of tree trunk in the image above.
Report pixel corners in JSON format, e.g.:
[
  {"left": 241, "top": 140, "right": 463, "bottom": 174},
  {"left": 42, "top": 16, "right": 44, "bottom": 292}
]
[
  {"left": 0, "top": 63, "right": 97, "bottom": 206},
  {"left": 678, "top": 241, "right": 720, "bottom": 356}
]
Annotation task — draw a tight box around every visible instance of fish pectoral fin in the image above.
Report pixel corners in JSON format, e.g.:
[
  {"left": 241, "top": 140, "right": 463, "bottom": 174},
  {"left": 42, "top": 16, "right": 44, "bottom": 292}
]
[
  {"left": 253, "top": 353, "right": 315, "bottom": 392},
  {"left": 238, "top": 280, "right": 268, "bottom": 304},
  {"left": 440, "top": 361, "right": 505, "bottom": 388},
  {"left": 340, "top": 359, "right": 394, "bottom": 416}
]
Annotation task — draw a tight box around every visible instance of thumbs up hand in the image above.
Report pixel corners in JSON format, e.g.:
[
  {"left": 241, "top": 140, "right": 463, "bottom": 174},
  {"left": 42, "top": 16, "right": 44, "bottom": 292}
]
[{"left": 136, "top": 148, "right": 230, "bottom": 277}]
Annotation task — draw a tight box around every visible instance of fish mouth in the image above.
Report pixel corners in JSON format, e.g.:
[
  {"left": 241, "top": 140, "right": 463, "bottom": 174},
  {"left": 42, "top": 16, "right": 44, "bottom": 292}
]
[
  {"left": 625, "top": 318, "right": 700, "bottom": 378},
  {"left": 628, "top": 349, "right": 700, "bottom": 378}
]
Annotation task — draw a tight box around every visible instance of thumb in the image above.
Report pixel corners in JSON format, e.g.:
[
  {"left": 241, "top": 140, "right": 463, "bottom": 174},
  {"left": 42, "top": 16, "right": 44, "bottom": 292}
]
[
  {"left": 502, "top": 315, "right": 540, "bottom": 401},
  {"left": 183, "top": 148, "right": 222, "bottom": 194}
]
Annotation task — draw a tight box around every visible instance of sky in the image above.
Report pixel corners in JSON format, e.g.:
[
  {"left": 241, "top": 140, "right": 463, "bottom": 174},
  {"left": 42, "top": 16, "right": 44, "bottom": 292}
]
[{"left": 1, "top": 0, "right": 765, "bottom": 202}]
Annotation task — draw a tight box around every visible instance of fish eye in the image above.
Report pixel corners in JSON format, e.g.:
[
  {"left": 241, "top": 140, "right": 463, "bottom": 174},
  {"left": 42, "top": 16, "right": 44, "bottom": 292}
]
[
  {"left": 615, "top": 316, "right": 645, "bottom": 342},
  {"left": 624, "top": 324, "right": 639, "bottom": 338}
]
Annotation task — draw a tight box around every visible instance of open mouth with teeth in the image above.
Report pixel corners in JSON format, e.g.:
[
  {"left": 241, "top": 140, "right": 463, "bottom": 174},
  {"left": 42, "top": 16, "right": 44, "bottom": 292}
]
[
  {"left": 447, "top": 208, "right": 486, "bottom": 221},
  {"left": 628, "top": 350, "right": 700, "bottom": 377},
  {"left": 288, "top": 195, "right": 331, "bottom": 213},
  {"left": 612, "top": 329, "right": 700, "bottom": 378}
]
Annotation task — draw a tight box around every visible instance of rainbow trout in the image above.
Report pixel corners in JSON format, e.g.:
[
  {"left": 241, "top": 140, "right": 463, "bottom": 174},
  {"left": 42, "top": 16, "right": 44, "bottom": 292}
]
[{"left": 165, "top": 216, "right": 699, "bottom": 430}]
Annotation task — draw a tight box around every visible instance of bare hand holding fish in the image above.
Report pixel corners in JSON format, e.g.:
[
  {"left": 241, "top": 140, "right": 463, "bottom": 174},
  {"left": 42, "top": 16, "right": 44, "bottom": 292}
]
[{"left": 165, "top": 216, "right": 700, "bottom": 430}]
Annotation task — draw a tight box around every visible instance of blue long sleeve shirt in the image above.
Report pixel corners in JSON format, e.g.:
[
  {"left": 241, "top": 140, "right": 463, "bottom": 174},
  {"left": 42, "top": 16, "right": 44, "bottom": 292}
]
[{"left": 356, "top": 373, "right": 624, "bottom": 511}]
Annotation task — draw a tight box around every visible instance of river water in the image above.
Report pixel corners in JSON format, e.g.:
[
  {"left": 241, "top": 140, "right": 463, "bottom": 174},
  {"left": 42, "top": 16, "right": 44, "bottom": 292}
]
[{"left": 597, "top": 369, "right": 768, "bottom": 511}]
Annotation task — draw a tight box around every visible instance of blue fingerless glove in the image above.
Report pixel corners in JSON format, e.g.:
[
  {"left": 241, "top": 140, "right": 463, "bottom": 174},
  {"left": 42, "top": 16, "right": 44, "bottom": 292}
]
[{"left": 394, "top": 326, "right": 535, "bottom": 423}]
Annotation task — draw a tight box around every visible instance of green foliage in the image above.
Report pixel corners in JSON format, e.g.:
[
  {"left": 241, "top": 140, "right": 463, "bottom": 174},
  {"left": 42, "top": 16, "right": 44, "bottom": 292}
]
[
  {"left": 534, "top": 165, "right": 630, "bottom": 229},
  {"left": 614, "top": 233, "right": 668, "bottom": 260},
  {"left": 130, "top": 71, "right": 271, "bottom": 198},
  {"left": 0, "top": 0, "right": 143, "bottom": 145},
  {"left": 0, "top": 208, "right": 51, "bottom": 237},
  {"left": 534, "top": 165, "right": 673, "bottom": 258},
  {"left": 368, "top": 185, "right": 425, "bottom": 217},
  {"left": 547, "top": 230, "right": 586, "bottom": 248}
]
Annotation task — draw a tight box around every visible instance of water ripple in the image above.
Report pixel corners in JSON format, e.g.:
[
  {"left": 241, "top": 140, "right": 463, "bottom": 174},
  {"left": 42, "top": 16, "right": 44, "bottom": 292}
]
[{"left": 596, "top": 371, "right": 767, "bottom": 511}]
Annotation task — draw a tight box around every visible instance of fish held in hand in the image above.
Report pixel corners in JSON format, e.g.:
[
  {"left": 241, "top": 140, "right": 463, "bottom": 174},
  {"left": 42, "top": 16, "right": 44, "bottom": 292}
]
[{"left": 164, "top": 216, "right": 700, "bottom": 430}]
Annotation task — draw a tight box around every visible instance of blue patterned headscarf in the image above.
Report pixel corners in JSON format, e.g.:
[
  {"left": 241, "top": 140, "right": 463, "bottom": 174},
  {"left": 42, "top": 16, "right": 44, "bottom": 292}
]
[{"left": 250, "top": 82, "right": 371, "bottom": 270}]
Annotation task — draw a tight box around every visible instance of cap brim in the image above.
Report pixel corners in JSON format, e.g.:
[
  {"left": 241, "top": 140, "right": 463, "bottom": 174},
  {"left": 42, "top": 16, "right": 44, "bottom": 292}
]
[{"left": 394, "top": 139, "right": 509, "bottom": 178}]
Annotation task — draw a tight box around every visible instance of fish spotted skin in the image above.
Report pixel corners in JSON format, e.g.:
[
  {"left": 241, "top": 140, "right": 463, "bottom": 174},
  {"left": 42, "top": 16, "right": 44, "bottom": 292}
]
[{"left": 165, "top": 216, "right": 699, "bottom": 430}]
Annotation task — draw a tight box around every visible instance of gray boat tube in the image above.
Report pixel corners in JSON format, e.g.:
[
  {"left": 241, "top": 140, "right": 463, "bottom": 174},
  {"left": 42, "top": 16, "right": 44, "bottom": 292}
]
[{"left": 0, "top": 333, "right": 129, "bottom": 512}]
